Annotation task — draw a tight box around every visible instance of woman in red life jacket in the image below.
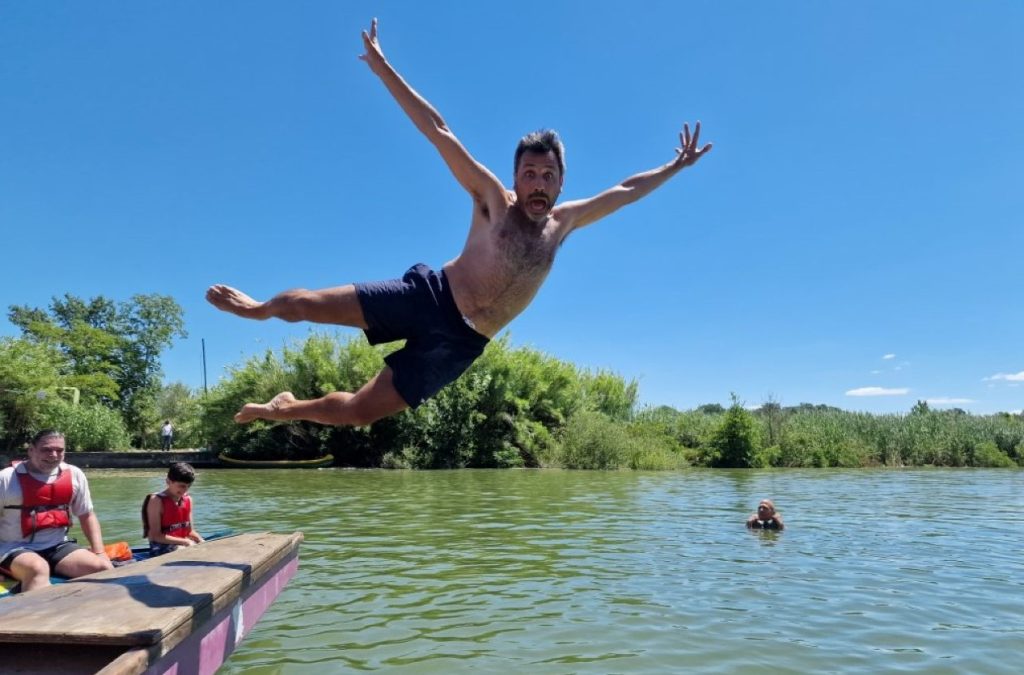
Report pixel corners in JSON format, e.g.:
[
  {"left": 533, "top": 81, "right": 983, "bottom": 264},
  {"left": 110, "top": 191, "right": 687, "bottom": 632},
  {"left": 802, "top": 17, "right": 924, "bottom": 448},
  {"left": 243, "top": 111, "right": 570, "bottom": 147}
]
[
  {"left": 0, "top": 430, "right": 113, "bottom": 592},
  {"left": 142, "top": 462, "right": 205, "bottom": 557}
]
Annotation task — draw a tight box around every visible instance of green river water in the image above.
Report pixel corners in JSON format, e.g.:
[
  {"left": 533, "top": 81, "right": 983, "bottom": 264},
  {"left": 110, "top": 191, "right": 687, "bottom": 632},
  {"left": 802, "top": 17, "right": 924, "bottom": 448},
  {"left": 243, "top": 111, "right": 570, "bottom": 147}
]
[{"left": 86, "top": 468, "right": 1023, "bottom": 674}]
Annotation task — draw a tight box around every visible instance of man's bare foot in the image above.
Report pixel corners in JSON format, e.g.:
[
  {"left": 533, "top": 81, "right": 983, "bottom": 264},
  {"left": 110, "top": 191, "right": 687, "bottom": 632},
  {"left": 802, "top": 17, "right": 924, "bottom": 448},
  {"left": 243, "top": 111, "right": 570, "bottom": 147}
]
[
  {"left": 206, "top": 284, "right": 270, "bottom": 319},
  {"left": 235, "top": 392, "right": 298, "bottom": 423}
]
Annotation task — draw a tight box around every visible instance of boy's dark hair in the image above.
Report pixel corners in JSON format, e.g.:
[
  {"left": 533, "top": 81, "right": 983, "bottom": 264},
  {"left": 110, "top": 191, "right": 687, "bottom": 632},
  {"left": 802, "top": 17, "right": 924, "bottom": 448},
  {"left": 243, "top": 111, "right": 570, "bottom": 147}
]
[
  {"left": 167, "top": 462, "right": 196, "bottom": 484},
  {"left": 514, "top": 129, "right": 566, "bottom": 177}
]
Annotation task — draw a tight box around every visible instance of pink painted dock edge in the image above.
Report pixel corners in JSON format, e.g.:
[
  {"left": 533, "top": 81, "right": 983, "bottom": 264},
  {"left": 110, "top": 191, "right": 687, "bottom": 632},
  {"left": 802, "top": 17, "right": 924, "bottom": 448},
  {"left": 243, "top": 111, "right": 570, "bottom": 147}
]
[{"left": 153, "top": 555, "right": 300, "bottom": 675}]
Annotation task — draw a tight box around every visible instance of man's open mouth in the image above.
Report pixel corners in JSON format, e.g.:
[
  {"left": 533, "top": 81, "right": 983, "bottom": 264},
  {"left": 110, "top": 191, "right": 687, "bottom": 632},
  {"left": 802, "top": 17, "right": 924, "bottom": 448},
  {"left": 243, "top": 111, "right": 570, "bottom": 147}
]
[{"left": 528, "top": 195, "right": 550, "bottom": 212}]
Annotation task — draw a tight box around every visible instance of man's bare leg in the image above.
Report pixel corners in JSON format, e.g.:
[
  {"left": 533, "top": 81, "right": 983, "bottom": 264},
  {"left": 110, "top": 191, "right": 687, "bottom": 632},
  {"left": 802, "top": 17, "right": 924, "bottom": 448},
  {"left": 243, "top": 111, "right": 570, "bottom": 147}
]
[
  {"left": 206, "top": 283, "right": 369, "bottom": 328},
  {"left": 235, "top": 367, "right": 409, "bottom": 427},
  {"left": 54, "top": 549, "right": 113, "bottom": 578},
  {"left": 8, "top": 552, "right": 52, "bottom": 592}
]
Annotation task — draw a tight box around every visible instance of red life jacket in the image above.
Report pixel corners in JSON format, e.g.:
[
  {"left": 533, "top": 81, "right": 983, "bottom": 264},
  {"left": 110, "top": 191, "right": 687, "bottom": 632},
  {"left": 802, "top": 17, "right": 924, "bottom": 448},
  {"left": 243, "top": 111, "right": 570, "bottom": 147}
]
[
  {"left": 14, "top": 464, "right": 73, "bottom": 539},
  {"left": 142, "top": 493, "right": 192, "bottom": 540}
]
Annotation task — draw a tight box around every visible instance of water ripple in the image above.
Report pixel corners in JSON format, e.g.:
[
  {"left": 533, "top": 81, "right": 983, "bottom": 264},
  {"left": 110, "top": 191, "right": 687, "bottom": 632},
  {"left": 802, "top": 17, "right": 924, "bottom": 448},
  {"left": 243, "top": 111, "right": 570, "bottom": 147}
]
[{"left": 89, "top": 468, "right": 1024, "bottom": 673}]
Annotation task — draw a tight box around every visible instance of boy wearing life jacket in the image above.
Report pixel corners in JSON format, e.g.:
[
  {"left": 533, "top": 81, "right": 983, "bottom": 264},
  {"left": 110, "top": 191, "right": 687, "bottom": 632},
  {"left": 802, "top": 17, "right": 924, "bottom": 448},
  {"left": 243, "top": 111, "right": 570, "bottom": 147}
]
[
  {"left": 142, "top": 462, "right": 204, "bottom": 556},
  {"left": 0, "top": 429, "right": 114, "bottom": 592}
]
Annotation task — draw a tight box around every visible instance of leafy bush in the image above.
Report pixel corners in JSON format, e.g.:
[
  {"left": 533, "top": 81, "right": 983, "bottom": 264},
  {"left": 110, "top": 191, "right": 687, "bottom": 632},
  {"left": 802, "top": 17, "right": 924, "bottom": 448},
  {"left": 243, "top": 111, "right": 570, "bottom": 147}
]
[
  {"left": 971, "top": 441, "right": 1017, "bottom": 468},
  {"left": 581, "top": 371, "right": 637, "bottom": 421},
  {"left": 189, "top": 331, "right": 1024, "bottom": 470},
  {"left": 753, "top": 444, "right": 781, "bottom": 468},
  {"left": 551, "top": 410, "right": 631, "bottom": 469},
  {"left": 39, "top": 399, "right": 130, "bottom": 451},
  {"left": 626, "top": 438, "right": 686, "bottom": 471},
  {"left": 992, "top": 425, "right": 1024, "bottom": 462},
  {"left": 200, "top": 333, "right": 632, "bottom": 466},
  {"left": 708, "top": 398, "right": 761, "bottom": 468}
]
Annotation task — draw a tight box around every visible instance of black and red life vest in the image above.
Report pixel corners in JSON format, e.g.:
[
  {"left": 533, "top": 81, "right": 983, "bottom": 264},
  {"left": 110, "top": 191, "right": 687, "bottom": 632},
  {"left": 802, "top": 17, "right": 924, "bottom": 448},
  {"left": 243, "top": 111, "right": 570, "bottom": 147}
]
[
  {"left": 142, "top": 493, "right": 192, "bottom": 540},
  {"left": 13, "top": 464, "right": 73, "bottom": 539}
]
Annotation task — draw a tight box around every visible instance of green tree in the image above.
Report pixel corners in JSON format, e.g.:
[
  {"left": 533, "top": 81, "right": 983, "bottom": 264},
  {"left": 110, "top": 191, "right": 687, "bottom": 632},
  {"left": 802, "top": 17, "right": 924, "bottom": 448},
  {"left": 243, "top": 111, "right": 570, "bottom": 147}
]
[
  {"left": 0, "top": 338, "right": 67, "bottom": 450},
  {"left": 708, "top": 394, "right": 761, "bottom": 468},
  {"left": 9, "top": 293, "right": 186, "bottom": 444},
  {"left": 580, "top": 371, "right": 638, "bottom": 421},
  {"left": 910, "top": 400, "right": 931, "bottom": 415}
]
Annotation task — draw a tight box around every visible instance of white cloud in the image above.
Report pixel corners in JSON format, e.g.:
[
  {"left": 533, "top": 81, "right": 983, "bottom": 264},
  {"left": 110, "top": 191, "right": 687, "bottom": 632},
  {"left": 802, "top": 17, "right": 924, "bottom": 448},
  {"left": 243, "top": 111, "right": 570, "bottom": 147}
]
[
  {"left": 882, "top": 354, "right": 896, "bottom": 360},
  {"left": 984, "top": 371, "right": 1024, "bottom": 382},
  {"left": 925, "top": 397, "right": 974, "bottom": 405},
  {"left": 870, "top": 369, "right": 882, "bottom": 375},
  {"left": 846, "top": 387, "right": 910, "bottom": 397},
  {"left": 1011, "top": 410, "right": 1022, "bottom": 415}
]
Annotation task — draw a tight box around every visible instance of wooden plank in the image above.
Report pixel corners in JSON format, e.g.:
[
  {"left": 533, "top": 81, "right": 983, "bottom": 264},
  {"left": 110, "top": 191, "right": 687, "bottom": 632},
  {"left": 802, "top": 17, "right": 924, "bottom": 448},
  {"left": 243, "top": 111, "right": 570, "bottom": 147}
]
[
  {"left": 0, "top": 553, "right": 301, "bottom": 675},
  {"left": 0, "top": 531, "right": 302, "bottom": 647}
]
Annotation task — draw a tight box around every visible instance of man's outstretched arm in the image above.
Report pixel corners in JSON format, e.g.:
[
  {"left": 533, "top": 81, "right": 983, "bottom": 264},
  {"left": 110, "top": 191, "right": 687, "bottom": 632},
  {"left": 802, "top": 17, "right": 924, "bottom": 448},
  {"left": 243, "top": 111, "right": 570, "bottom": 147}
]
[
  {"left": 556, "top": 122, "right": 712, "bottom": 232},
  {"left": 359, "top": 19, "right": 505, "bottom": 208}
]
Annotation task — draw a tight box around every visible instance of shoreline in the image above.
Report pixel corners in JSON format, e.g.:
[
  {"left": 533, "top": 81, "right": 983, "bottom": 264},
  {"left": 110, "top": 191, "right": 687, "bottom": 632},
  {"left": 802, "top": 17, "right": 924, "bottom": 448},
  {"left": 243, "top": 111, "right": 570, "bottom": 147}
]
[{"left": 0, "top": 449, "right": 222, "bottom": 469}]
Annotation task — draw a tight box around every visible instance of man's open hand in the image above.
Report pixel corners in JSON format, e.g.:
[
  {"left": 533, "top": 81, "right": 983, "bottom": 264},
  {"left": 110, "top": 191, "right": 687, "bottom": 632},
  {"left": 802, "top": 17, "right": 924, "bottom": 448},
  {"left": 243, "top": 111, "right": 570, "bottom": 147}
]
[
  {"left": 359, "top": 18, "right": 387, "bottom": 73},
  {"left": 674, "top": 121, "right": 712, "bottom": 169}
]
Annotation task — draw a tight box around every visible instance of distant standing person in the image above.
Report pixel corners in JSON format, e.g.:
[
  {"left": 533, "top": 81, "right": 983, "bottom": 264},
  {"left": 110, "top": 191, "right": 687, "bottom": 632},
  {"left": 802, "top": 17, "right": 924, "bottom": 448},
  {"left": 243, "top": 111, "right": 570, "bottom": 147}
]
[
  {"left": 161, "top": 420, "right": 174, "bottom": 451},
  {"left": 142, "top": 462, "right": 204, "bottom": 557},
  {"left": 746, "top": 499, "right": 784, "bottom": 530},
  {"left": 0, "top": 430, "right": 114, "bottom": 592}
]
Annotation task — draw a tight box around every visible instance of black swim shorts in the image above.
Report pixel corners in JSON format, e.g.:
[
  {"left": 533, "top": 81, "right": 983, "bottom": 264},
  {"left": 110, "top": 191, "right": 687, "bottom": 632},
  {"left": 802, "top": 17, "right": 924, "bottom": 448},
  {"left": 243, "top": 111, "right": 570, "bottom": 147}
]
[
  {"left": 355, "top": 263, "right": 489, "bottom": 408},
  {"left": 0, "top": 541, "right": 83, "bottom": 575}
]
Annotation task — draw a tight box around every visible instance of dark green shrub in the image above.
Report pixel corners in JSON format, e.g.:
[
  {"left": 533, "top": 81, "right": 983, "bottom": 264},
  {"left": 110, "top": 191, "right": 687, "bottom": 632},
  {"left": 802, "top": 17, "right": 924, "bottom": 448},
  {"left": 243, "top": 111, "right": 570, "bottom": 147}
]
[
  {"left": 971, "top": 441, "right": 1017, "bottom": 468},
  {"left": 708, "top": 398, "right": 760, "bottom": 468}
]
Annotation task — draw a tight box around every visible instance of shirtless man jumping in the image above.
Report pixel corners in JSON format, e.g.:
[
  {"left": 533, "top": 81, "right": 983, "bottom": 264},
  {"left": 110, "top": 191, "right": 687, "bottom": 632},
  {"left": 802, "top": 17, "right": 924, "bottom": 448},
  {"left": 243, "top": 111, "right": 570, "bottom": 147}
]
[{"left": 206, "top": 18, "right": 712, "bottom": 427}]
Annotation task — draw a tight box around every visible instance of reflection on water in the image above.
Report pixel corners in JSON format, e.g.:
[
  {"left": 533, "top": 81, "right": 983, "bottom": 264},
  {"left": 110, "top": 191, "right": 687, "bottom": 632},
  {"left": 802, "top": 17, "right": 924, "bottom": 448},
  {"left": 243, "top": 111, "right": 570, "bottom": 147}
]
[{"left": 90, "top": 468, "right": 1024, "bottom": 673}]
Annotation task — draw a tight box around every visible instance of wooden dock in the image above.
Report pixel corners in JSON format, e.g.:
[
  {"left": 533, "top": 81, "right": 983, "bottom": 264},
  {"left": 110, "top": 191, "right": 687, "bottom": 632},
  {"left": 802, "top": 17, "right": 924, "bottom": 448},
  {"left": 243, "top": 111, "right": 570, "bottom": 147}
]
[{"left": 0, "top": 531, "right": 303, "bottom": 674}]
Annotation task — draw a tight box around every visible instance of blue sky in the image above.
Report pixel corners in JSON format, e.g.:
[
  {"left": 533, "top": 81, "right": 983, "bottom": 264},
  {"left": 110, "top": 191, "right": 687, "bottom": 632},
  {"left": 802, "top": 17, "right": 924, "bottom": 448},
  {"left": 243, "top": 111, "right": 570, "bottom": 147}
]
[{"left": 2, "top": 2, "right": 1021, "bottom": 415}]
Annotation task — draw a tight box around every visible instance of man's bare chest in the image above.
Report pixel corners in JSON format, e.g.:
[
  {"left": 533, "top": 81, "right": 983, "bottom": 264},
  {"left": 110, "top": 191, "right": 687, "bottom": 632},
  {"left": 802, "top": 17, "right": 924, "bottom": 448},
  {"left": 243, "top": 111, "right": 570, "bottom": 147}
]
[{"left": 491, "top": 218, "right": 559, "bottom": 273}]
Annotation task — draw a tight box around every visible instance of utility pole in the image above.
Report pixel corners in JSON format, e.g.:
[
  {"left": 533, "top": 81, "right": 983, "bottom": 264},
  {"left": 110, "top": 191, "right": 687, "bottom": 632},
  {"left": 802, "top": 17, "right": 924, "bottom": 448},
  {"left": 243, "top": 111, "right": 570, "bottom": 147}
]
[
  {"left": 201, "top": 338, "right": 210, "bottom": 452},
  {"left": 201, "top": 338, "right": 208, "bottom": 395}
]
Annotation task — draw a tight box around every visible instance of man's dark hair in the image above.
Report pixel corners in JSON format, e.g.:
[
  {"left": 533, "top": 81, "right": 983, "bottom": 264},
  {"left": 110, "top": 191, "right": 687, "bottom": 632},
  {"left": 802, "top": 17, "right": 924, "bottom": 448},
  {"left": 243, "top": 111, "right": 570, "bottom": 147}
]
[
  {"left": 167, "top": 462, "right": 196, "bottom": 484},
  {"left": 514, "top": 129, "right": 565, "bottom": 177},
  {"left": 31, "top": 429, "right": 65, "bottom": 445}
]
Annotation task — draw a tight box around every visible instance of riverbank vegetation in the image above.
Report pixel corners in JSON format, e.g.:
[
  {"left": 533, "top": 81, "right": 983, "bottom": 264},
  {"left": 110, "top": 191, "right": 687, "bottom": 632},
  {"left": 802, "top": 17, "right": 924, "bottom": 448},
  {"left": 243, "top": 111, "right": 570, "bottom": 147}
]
[
  {"left": 196, "top": 334, "right": 1024, "bottom": 469},
  {"left": 3, "top": 316, "right": 1022, "bottom": 468}
]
